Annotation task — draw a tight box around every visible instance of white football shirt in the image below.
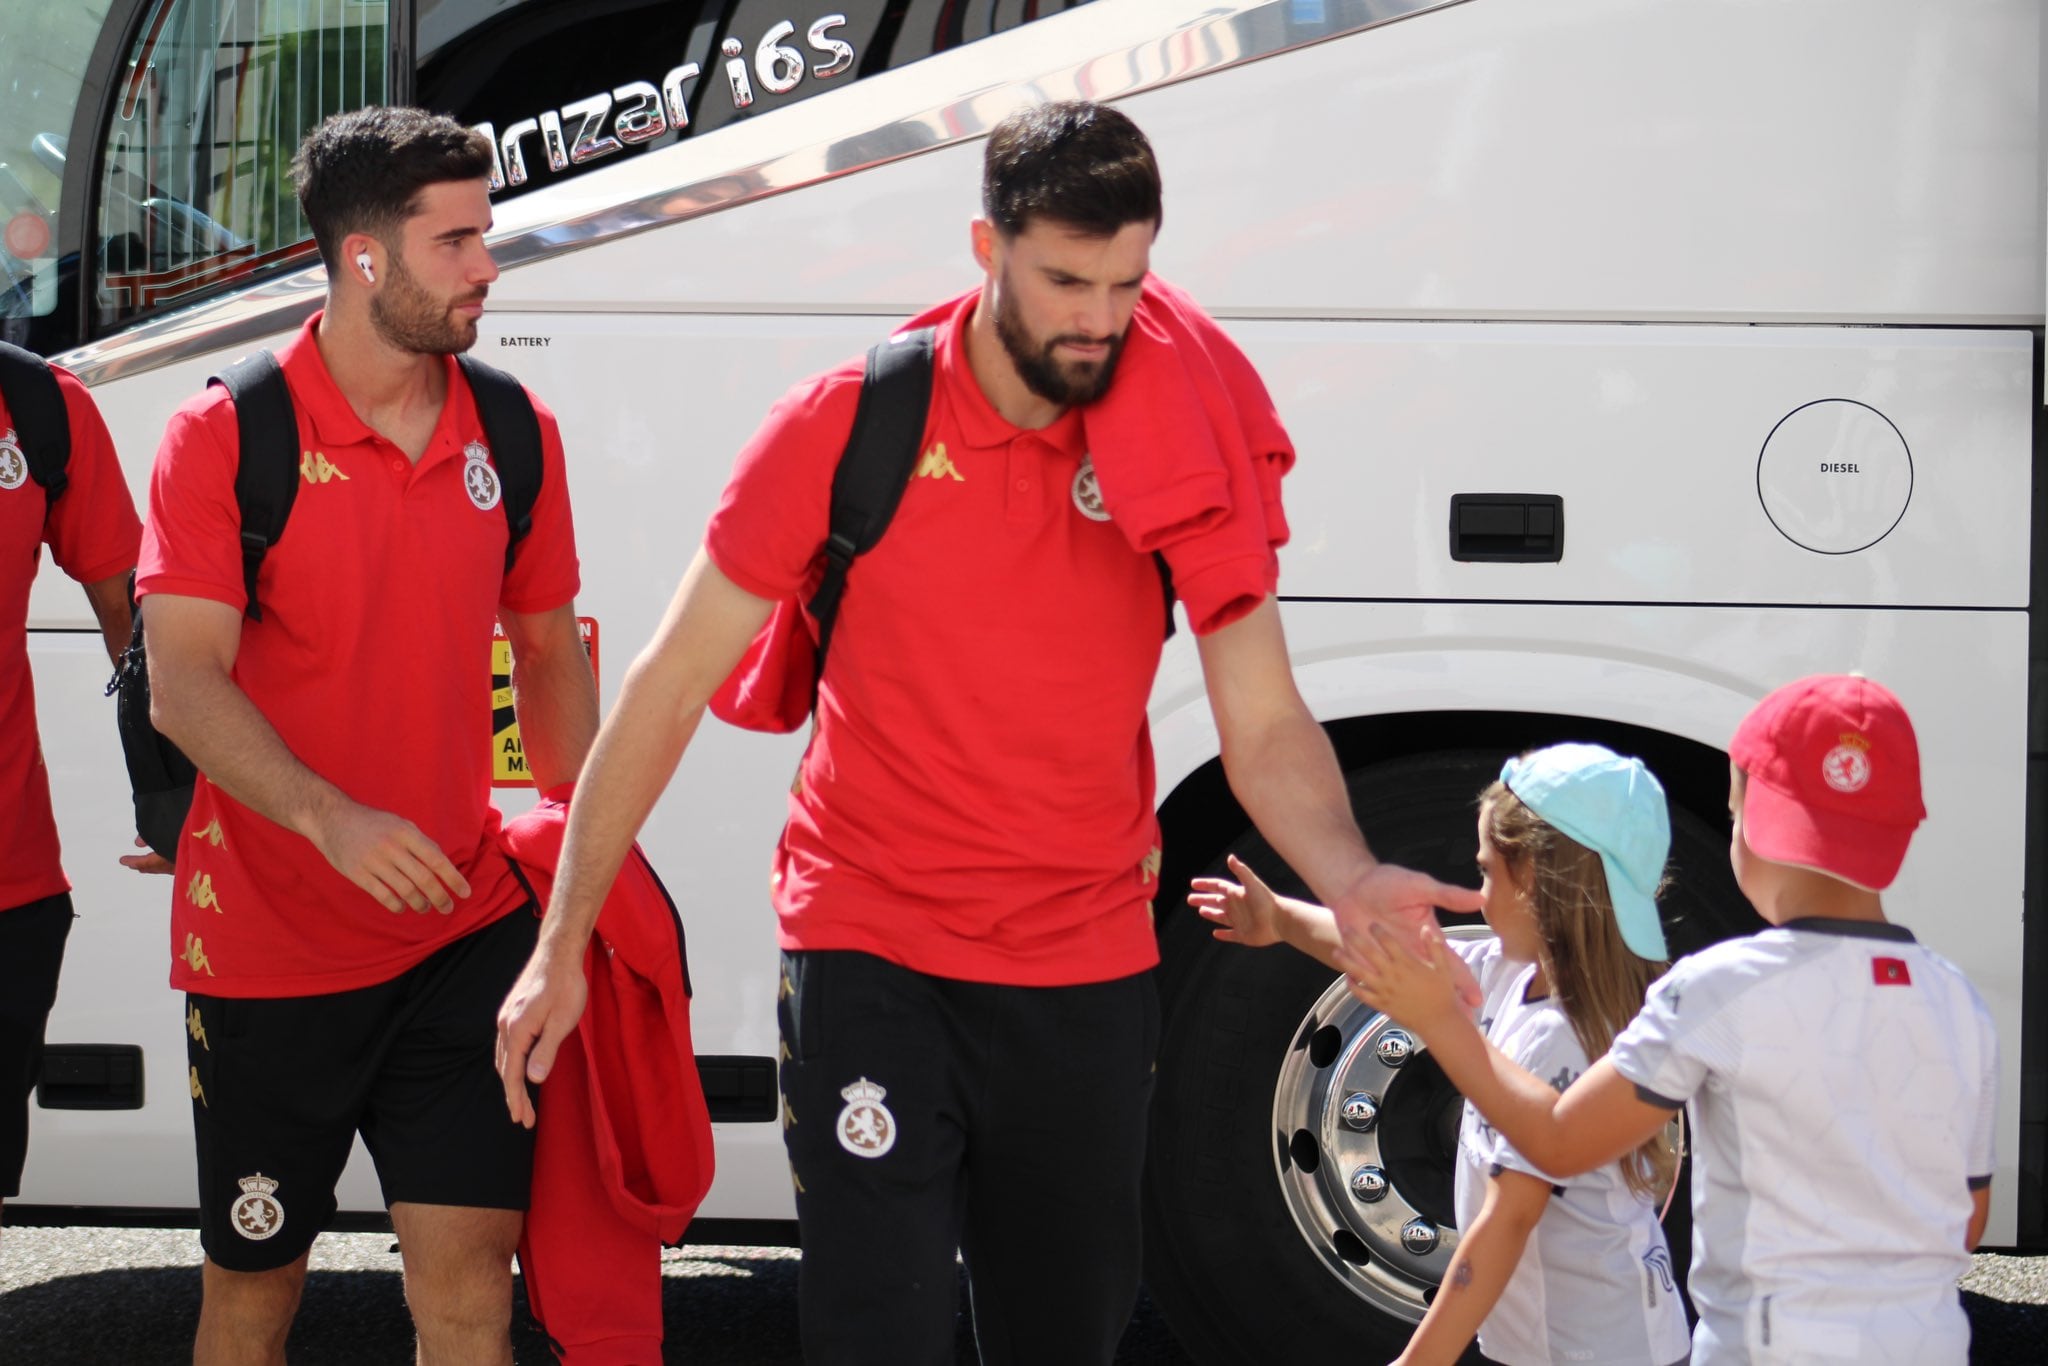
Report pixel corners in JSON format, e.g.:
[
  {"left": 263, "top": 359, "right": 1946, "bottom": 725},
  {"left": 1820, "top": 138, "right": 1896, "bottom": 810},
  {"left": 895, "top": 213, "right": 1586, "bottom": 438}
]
[
  {"left": 1607, "top": 917, "right": 1997, "bottom": 1365},
  {"left": 1452, "top": 938, "right": 1692, "bottom": 1366}
]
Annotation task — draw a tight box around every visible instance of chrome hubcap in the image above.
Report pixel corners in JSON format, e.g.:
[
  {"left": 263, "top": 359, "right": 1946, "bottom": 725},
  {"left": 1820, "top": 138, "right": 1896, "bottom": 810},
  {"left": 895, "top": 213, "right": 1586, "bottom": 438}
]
[{"left": 1269, "top": 929, "right": 1488, "bottom": 1322}]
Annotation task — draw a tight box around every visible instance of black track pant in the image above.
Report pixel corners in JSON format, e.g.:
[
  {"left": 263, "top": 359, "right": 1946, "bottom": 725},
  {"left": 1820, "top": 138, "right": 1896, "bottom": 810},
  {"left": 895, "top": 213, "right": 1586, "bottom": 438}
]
[{"left": 778, "top": 949, "right": 1160, "bottom": 1366}]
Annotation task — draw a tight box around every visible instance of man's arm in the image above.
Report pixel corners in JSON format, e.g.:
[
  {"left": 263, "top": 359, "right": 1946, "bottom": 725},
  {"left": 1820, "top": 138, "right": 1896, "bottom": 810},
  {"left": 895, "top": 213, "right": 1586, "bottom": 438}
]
[
  {"left": 1967, "top": 1184, "right": 1991, "bottom": 1250},
  {"left": 1194, "top": 599, "right": 1484, "bottom": 978},
  {"left": 495, "top": 547, "right": 773, "bottom": 1126},
  {"left": 143, "top": 592, "right": 470, "bottom": 913},
  {"left": 81, "top": 571, "right": 132, "bottom": 666},
  {"left": 497, "top": 602, "right": 600, "bottom": 793}
]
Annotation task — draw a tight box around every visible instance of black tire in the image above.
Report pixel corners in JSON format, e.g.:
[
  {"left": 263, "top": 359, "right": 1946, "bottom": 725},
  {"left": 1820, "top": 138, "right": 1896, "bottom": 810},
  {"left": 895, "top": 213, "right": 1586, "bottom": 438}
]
[{"left": 1142, "top": 750, "right": 1752, "bottom": 1364}]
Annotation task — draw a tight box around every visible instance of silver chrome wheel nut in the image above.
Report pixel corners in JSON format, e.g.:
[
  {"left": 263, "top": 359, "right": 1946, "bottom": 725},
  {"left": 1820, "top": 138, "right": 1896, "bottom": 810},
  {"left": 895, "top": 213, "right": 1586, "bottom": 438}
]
[
  {"left": 1340, "top": 1092, "right": 1380, "bottom": 1131},
  {"left": 1401, "top": 1219, "right": 1439, "bottom": 1255},
  {"left": 1349, "top": 1165, "right": 1388, "bottom": 1203}
]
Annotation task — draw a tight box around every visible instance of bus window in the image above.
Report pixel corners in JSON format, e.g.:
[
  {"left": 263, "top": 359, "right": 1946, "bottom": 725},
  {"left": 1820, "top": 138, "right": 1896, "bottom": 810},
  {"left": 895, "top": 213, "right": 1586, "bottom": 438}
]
[
  {"left": 417, "top": 0, "right": 1096, "bottom": 202},
  {"left": 0, "top": 3, "right": 111, "bottom": 347},
  {"left": 94, "top": 0, "right": 390, "bottom": 336}
]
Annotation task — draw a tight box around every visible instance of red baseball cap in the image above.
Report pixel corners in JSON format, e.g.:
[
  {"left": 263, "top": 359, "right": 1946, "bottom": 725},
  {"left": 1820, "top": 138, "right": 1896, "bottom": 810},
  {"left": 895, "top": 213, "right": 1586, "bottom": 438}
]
[{"left": 1728, "top": 674, "right": 1926, "bottom": 890}]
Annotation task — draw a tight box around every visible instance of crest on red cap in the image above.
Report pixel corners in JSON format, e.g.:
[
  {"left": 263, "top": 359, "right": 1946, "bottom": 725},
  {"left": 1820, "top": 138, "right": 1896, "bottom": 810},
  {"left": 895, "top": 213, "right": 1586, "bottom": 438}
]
[{"left": 1730, "top": 675, "right": 1925, "bottom": 890}]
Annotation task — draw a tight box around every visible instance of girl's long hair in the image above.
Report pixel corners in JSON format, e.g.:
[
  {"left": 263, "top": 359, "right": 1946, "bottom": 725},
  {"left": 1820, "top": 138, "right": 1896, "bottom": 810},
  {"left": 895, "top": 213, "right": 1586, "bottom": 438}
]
[{"left": 1482, "top": 777, "right": 1680, "bottom": 1204}]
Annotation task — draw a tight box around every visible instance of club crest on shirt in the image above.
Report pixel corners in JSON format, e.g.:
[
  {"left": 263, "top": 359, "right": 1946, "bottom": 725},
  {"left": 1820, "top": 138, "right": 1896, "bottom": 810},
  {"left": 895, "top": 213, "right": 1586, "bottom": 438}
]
[
  {"left": 1822, "top": 733, "right": 1871, "bottom": 793},
  {"left": 0, "top": 430, "right": 25, "bottom": 490},
  {"left": 231, "top": 1173, "right": 285, "bottom": 1241},
  {"left": 1071, "top": 455, "right": 1111, "bottom": 522},
  {"left": 836, "top": 1077, "right": 897, "bottom": 1159},
  {"left": 463, "top": 440, "right": 502, "bottom": 511}
]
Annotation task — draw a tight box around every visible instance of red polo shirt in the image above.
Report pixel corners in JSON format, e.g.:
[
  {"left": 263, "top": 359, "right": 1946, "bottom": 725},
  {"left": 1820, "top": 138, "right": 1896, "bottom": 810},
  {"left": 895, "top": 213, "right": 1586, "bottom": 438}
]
[
  {"left": 137, "top": 315, "right": 579, "bottom": 997},
  {"left": 1, "top": 365, "right": 141, "bottom": 912},
  {"left": 706, "top": 293, "right": 1169, "bottom": 986}
]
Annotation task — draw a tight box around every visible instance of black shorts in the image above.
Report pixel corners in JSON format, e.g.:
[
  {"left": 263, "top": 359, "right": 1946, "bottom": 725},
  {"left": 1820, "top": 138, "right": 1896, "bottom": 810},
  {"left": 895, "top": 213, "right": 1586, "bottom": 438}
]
[
  {"left": 186, "top": 904, "right": 540, "bottom": 1271},
  {"left": 1, "top": 893, "right": 74, "bottom": 1198},
  {"left": 779, "top": 949, "right": 1160, "bottom": 1366}
]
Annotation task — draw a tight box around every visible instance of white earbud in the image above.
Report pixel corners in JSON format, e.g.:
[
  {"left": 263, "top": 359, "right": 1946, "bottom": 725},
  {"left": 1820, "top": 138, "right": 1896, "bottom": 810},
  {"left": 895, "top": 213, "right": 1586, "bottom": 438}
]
[{"left": 356, "top": 252, "right": 375, "bottom": 284}]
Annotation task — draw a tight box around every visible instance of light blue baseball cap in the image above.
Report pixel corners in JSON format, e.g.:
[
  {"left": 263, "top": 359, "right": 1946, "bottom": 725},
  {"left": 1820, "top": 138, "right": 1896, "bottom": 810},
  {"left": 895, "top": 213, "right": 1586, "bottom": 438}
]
[{"left": 1498, "top": 743, "right": 1671, "bottom": 961}]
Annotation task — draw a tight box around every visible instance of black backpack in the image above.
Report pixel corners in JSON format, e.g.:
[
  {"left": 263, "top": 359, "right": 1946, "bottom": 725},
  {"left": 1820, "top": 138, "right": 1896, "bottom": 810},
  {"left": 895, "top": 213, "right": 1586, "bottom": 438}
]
[
  {"left": 811, "top": 329, "right": 1176, "bottom": 675},
  {"left": 0, "top": 340, "right": 73, "bottom": 504},
  {"left": 713, "top": 327, "right": 1175, "bottom": 732},
  {"left": 108, "top": 351, "right": 545, "bottom": 863}
]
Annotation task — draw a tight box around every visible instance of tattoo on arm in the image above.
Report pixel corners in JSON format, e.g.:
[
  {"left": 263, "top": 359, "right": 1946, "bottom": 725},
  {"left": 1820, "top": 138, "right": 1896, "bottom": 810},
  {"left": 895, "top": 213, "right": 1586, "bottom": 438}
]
[{"left": 1452, "top": 1262, "right": 1473, "bottom": 1288}]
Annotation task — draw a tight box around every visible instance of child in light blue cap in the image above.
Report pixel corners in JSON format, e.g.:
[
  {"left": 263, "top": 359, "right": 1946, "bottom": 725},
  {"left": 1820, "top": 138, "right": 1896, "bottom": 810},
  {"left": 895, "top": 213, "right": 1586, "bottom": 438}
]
[{"left": 1192, "top": 742, "right": 1689, "bottom": 1366}]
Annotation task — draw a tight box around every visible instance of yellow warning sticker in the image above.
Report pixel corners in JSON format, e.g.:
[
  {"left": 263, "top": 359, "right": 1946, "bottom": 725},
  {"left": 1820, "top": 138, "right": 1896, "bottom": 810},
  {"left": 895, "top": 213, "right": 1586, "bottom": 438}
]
[{"left": 492, "top": 617, "right": 599, "bottom": 786}]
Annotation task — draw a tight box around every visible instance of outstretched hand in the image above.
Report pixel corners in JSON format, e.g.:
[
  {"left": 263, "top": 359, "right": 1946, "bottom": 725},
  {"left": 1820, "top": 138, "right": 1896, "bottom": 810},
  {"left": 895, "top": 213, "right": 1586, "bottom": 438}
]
[
  {"left": 119, "top": 836, "right": 174, "bottom": 875},
  {"left": 1188, "top": 853, "right": 1287, "bottom": 946},
  {"left": 1339, "top": 921, "right": 1467, "bottom": 1038},
  {"left": 1329, "top": 862, "right": 1485, "bottom": 1008},
  {"left": 495, "top": 941, "right": 588, "bottom": 1128}
]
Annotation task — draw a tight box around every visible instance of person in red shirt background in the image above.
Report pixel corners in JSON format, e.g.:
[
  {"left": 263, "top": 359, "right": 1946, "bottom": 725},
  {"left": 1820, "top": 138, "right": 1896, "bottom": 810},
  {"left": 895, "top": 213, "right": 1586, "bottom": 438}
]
[
  {"left": 497, "top": 101, "right": 1481, "bottom": 1365},
  {"left": 137, "top": 109, "right": 597, "bottom": 1366},
  {"left": 0, "top": 352, "right": 139, "bottom": 1233}
]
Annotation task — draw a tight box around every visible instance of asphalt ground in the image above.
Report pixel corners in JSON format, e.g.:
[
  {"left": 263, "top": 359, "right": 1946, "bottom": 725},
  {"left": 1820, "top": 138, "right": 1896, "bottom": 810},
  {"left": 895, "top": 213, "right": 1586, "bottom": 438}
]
[{"left": 1, "top": 1228, "right": 2044, "bottom": 1364}]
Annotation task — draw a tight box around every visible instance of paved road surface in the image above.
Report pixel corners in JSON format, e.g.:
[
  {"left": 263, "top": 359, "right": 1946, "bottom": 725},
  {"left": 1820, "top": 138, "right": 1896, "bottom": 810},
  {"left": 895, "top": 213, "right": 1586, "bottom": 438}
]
[{"left": 2, "top": 1228, "right": 2043, "bottom": 1363}]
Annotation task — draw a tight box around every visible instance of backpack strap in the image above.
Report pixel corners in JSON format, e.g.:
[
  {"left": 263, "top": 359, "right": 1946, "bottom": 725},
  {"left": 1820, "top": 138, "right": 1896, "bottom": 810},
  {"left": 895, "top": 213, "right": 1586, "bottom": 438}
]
[
  {"left": 807, "top": 327, "right": 937, "bottom": 674},
  {"left": 456, "top": 353, "right": 543, "bottom": 574},
  {"left": 210, "top": 352, "right": 299, "bottom": 623},
  {"left": 0, "top": 339, "right": 71, "bottom": 505}
]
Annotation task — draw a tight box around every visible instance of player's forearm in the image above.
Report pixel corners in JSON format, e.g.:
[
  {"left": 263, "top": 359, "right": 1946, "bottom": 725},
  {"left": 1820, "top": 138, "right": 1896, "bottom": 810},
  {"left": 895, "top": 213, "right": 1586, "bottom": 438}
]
[
  {"left": 81, "top": 571, "right": 134, "bottom": 666},
  {"left": 538, "top": 648, "right": 704, "bottom": 952},
  {"left": 539, "top": 548, "right": 773, "bottom": 951},
  {"left": 507, "top": 624, "right": 600, "bottom": 793},
  {"left": 1393, "top": 1205, "right": 1533, "bottom": 1366},
  {"left": 149, "top": 659, "right": 348, "bottom": 840},
  {"left": 1221, "top": 708, "right": 1375, "bottom": 909}
]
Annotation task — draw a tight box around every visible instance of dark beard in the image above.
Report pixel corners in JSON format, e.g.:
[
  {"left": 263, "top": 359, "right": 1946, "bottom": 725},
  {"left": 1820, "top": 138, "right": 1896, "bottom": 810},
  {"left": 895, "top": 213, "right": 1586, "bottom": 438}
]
[
  {"left": 369, "top": 255, "right": 481, "bottom": 355},
  {"left": 994, "top": 284, "right": 1124, "bottom": 406}
]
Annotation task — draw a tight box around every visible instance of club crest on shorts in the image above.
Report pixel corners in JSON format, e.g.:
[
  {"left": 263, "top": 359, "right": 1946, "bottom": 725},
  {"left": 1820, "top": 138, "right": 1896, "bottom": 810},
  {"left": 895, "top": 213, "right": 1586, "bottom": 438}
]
[
  {"left": 0, "top": 430, "right": 25, "bottom": 490},
  {"left": 1822, "top": 733, "right": 1871, "bottom": 793},
  {"left": 462, "top": 440, "right": 502, "bottom": 511},
  {"left": 231, "top": 1173, "right": 285, "bottom": 1241},
  {"left": 836, "top": 1077, "right": 897, "bottom": 1159},
  {"left": 1071, "top": 455, "right": 1111, "bottom": 522}
]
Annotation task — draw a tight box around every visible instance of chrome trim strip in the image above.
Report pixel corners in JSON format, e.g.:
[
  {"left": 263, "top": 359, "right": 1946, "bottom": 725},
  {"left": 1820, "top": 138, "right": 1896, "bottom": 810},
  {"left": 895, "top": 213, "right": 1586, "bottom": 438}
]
[{"left": 61, "top": 0, "right": 1471, "bottom": 386}]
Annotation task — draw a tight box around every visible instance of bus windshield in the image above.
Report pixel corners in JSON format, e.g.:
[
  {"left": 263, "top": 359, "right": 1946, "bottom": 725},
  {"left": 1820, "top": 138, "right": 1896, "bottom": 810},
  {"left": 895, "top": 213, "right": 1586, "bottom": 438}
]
[{"left": 0, "top": 2, "right": 113, "bottom": 341}]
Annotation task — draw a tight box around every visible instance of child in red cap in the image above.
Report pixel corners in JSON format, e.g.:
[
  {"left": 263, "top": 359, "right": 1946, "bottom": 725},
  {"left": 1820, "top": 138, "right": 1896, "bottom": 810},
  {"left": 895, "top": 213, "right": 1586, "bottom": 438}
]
[{"left": 1346, "top": 675, "right": 1998, "bottom": 1366}]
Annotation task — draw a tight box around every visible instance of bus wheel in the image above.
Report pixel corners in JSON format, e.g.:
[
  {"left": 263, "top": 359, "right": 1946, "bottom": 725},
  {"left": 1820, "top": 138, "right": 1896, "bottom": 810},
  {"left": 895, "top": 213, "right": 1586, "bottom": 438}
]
[{"left": 1142, "top": 750, "right": 1741, "bottom": 1363}]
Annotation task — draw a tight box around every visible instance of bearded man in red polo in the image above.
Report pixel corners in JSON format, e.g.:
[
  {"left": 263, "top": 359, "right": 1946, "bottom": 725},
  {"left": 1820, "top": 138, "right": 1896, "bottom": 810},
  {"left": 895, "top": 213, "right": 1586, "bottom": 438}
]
[
  {"left": 138, "top": 108, "right": 597, "bottom": 1366},
  {"left": 497, "top": 101, "right": 1481, "bottom": 1365}
]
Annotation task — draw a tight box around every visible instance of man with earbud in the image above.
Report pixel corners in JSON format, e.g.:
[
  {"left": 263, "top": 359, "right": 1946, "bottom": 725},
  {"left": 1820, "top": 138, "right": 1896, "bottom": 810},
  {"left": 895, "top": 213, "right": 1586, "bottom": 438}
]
[{"left": 134, "top": 107, "right": 598, "bottom": 1366}]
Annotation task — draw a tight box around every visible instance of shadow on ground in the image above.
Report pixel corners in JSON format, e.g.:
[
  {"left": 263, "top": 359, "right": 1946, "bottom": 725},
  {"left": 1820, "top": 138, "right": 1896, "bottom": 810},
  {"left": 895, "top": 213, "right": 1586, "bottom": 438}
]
[
  {"left": 0, "top": 1256, "right": 1194, "bottom": 1365},
  {"left": 2, "top": 1261, "right": 2034, "bottom": 1364}
]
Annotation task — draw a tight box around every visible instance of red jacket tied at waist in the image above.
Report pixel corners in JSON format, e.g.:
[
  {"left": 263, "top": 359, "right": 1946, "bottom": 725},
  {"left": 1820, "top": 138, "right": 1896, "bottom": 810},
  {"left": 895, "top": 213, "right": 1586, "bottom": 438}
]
[
  {"left": 902, "top": 274, "right": 1292, "bottom": 636},
  {"left": 503, "top": 795, "right": 715, "bottom": 1366}
]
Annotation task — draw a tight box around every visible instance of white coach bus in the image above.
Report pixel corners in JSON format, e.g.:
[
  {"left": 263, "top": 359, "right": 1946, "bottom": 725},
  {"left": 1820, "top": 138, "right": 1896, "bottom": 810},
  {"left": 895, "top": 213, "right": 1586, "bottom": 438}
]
[{"left": 7, "top": 0, "right": 2042, "bottom": 1358}]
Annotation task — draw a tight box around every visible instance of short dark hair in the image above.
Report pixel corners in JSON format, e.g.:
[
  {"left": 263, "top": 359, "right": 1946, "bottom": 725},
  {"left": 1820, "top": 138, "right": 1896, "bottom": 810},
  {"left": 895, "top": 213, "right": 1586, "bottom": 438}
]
[
  {"left": 982, "top": 101, "right": 1162, "bottom": 238},
  {"left": 291, "top": 107, "right": 494, "bottom": 268}
]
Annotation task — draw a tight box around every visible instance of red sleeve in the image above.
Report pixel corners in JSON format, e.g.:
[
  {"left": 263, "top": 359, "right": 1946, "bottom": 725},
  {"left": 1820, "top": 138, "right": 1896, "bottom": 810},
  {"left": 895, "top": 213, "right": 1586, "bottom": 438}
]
[
  {"left": 499, "top": 389, "right": 581, "bottom": 614},
  {"left": 702, "top": 363, "right": 863, "bottom": 602},
  {"left": 42, "top": 366, "right": 142, "bottom": 585},
  {"left": 134, "top": 389, "right": 247, "bottom": 610}
]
